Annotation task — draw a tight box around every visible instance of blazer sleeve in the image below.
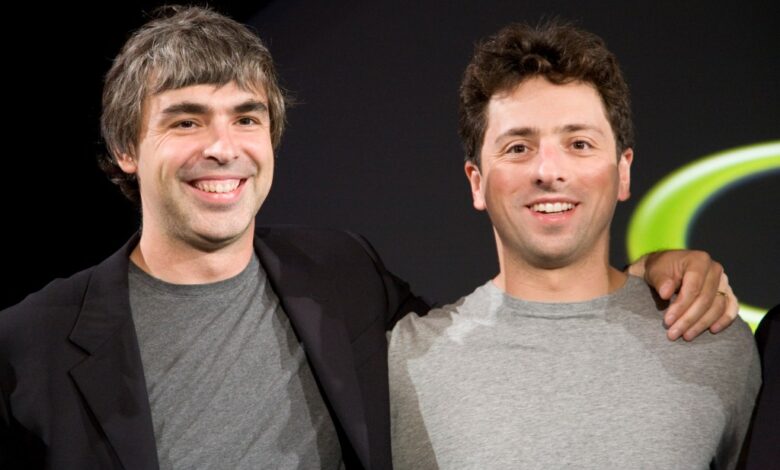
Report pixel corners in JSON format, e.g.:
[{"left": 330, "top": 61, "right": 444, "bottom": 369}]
[{"left": 345, "top": 232, "right": 431, "bottom": 330}]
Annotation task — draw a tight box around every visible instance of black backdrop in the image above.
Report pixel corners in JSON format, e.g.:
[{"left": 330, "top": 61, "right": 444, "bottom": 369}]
[{"left": 5, "top": 0, "right": 778, "bottom": 314}]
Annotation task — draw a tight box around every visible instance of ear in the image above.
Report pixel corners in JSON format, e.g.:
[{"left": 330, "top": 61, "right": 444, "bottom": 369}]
[
  {"left": 465, "top": 160, "right": 487, "bottom": 211},
  {"left": 116, "top": 151, "right": 138, "bottom": 175},
  {"left": 617, "top": 148, "right": 633, "bottom": 201}
]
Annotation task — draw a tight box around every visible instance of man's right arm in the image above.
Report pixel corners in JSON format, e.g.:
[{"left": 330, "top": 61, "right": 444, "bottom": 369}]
[
  {"left": 346, "top": 232, "right": 431, "bottom": 330},
  {"left": 382, "top": 270, "right": 431, "bottom": 330}
]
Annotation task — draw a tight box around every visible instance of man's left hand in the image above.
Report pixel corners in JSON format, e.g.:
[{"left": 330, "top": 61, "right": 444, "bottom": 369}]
[{"left": 628, "top": 250, "right": 738, "bottom": 341}]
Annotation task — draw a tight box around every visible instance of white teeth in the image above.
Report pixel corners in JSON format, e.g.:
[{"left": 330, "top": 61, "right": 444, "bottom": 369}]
[
  {"left": 193, "top": 179, "right": 240, "bottom": 193},
  {"left": 532, "top": 202, "right": 574, "bottom": 213}
]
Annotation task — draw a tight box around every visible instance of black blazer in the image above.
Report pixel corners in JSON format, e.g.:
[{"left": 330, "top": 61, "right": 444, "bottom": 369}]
[
  {"left": 740, "top": 303, "right": 780, "bottom": 469},
  {"left": 0, "top": 226, "right": 428, "bottom": 470}
]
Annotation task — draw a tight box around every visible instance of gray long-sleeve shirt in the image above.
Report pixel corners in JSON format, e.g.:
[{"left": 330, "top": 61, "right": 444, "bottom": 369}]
[{"left": 389, "top": 276, "right": 761, "bottom": 469}]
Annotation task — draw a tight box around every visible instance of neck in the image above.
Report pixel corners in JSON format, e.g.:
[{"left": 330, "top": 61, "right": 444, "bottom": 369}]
[
  {"left": 495, "top": 241, "right": 627, "bottom": 302},
  {"left": 130, "top": 225, "right": 255, "bottom": 285}
]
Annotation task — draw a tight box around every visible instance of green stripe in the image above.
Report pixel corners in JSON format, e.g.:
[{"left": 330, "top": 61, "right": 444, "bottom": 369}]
[{"left": 626, "top": 141, "right": 780, "bottom": 331}]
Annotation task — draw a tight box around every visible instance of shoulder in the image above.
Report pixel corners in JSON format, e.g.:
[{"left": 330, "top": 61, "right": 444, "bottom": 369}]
[
  {"left": 2, "top": 233, "right": 137, "bottom": 331},
  {"left": 756, "top": 303, "right": 780, "bottom": 362},
  {"left": 255, "top": 224, "right": 368, "bottom": 249},
  {"left": 0, "top": 265, "right": 100, "bottom": 390},
  {"left": 1, "top": 267, "right": 95, "bottom": 333},
  {"left": 1, "top": 234, "right": 137, "bottom": 332},
  {"left": 605, "top": 277, "right": 760, "bottom": 391},
  {"left": 0, "top": 233, "right": 134, "bottom": 357},
  {"left": 695, "top": 317, "right": 760, "bottom": 368},
  {"left": 254, "top": 224, "right": 412, "bottom": 331},
  {"left": 646, "top": 315, "right": 759, "bottom": 399},
  {"left": 254, "top": 224, "right": 380, "bottom": 264},
  {"left": 390, "top": 284, "right": 490, "bottom": 350},
  {"left": 621, "top": 277, "right": 758, "bottom": 362}
]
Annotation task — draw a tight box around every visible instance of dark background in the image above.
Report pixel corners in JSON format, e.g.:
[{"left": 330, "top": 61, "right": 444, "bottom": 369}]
[{"left": 4, "top": 0, "right": 778, "bottom": 312}]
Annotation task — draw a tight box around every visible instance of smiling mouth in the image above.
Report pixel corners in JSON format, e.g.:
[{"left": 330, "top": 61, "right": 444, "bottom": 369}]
[
  {"left": 191, "top": 179, "right": 244, "bottom": 193},
  {"left": 530, "top": 202, "right": 576, "bottom": 214}
]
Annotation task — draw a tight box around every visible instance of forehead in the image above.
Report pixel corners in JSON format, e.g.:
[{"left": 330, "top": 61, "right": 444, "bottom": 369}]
[
  {"left": 143, "top": 82, "right": 268, "bottom": 116},
  {"left": 485, "top": 77, "right": 612, "bottom": 135}
]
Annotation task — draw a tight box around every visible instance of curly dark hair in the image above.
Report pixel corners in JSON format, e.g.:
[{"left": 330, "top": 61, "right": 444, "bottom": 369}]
[
  {"left": 99, "top": 5, "right": 286, "bottom": 204},
  {"left": 459, "top": 21, "right": 633, "bottom": 165}
]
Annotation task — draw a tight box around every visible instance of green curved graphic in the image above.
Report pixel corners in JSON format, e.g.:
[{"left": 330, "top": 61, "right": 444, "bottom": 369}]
[{"left": 627, "top": 141, "right": 780, "bottom": 331}]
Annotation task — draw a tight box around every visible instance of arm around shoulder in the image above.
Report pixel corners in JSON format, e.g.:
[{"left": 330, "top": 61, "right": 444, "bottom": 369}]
[{"left": 346, "top": 231, "right": 431, "bottom": 330}]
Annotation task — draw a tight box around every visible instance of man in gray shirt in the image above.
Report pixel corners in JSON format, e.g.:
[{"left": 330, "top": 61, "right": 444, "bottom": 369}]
[{"left": 389, "top": 22, "right": 761, "bottom": 469}]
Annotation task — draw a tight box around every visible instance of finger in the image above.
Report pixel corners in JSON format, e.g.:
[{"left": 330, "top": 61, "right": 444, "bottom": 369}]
[
  {"left": 664, "top": 259, "right": 722, "bottom": 329},
  {"left": 668, "top": 288, "right": 719, "bottom": 340},
  {"left": 656, "top": 279, "right": 677, "bottom": 300},
  {"left": 641, "top": 252, "right": 682, "bottom": 302},
  {"left": 663, "top": 269, "right": 704, "bottom": 330},
  {"left": 709, "top": 274, "right": 738, "bottom": 334},
  {"left": 681, "top": 293, "right": 728, "bottom": 341},
  {"left": 671, "top": 263, "right": 725, "bottom": 340}
]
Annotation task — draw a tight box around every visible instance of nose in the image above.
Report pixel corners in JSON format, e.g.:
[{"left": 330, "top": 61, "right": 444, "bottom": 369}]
[
  {"left": 534, "top": 142, "right": 567, "bottom": 188},
  {"left": 203, "top": 123, "right": 238, "bottom": 164}
]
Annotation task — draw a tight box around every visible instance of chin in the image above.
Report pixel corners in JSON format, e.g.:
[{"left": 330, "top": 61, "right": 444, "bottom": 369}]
[
  {"left": 524, "top": 247, "right": 578, "bottom": 270},
  {"left": 531, "top": 257, "right": 571, "bottom": 270},
  {"left": 187, "top": 223, "right": 252, "bottom": 250}
]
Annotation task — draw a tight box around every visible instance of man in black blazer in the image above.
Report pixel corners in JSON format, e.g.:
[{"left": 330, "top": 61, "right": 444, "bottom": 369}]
[
  {"left": 740, "top": 304, "right": 779, "bottom": 468},
  {"left": 0, "top": 6, "right": 739, "bottom": 470}
]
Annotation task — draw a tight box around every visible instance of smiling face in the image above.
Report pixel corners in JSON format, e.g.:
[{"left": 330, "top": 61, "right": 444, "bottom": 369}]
[
  {"left": 466, "top": 77, "right": 632, "bottom": 271},
  {"left": 118, "top": 82, "right": 274, "bottom": 253}
]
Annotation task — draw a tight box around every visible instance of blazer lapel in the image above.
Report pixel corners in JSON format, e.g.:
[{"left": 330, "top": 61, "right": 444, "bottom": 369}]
[
  {"left": 254, "top": 232, "right": 371, "bottom": 467},
  {"left": 68, "top": 235, "right": 159, "bottom": 470}
]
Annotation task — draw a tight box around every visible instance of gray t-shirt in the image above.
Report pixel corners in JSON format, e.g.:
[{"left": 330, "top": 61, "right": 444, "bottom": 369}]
[
  {"left": 129, "top": 255, "right": 342, "bottom": 469},
  {"left": 389, "top": 276, "right": 761, "bottom": 469}
]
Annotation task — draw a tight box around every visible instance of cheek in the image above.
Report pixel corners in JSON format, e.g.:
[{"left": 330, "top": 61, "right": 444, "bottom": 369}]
[
  {"left": 158, "top": 139, "right": 205, "bottom": 174},
  {"left": 244, "top": 138, "right": 274, "bottom": 166},
  {"left": 258, "top": 144, "right": 275, "bottom": 167},
  {"left": 484, "top": 167, "right": 524, "bottom": 205},
  {"left": 580, "top": 162, "right": 621, "bottom": 193},
  {"left": 134, "top": 148, "right": 188, "bottom": 197}
]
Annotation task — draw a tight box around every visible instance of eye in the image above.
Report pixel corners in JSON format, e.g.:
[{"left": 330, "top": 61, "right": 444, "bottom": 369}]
[
  {"left": 174, "top": 120, "right": 197, "bottom": 129},
  {"left": 572, "top": 140, "right": 592, "bottom": 150},
  {"left": 237, "top": 116, "right": 260, "bottom": 126},
  {"left": 507, "top": 143, "right": 528, "bottom": 154}
]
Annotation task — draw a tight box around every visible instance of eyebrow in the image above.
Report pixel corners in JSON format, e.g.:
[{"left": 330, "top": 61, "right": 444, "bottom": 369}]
[
  {"left": 556, "top": 123, "right": 606, "bottom": 137},
  {"left": 234, "top": 100, "right": 269, "bottom": 114},
  {"left": 161, "top": 99, "right": 269, "bottom": 116},
  {"left": 493, "top": 123, "right": 605, "bottom": 144},
  {"left": 493, "top": 127, "right": 538, "bottom": 144}
]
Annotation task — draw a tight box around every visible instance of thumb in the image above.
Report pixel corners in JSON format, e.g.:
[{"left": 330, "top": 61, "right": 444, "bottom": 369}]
[{"left": 654, "top": 278, "right": 677, "bottom": 300}]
